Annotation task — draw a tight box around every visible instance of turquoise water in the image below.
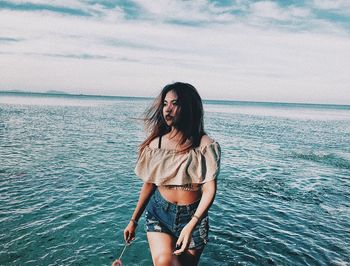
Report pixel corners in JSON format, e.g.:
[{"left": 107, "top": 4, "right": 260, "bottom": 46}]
[{"left": 1, "top": 93, "right": 350, "bottom": 265}]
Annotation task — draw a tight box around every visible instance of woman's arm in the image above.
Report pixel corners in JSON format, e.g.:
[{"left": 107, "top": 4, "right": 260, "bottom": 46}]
[
  {"left": 124, "top": 182, "right": 156, "bottom": 242},
  {"left": 174, "top": 180, "right": 217, "bottom": 255}
]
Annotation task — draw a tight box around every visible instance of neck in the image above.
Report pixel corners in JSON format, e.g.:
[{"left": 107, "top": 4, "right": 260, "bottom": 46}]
[{"left": 168, "top": 127, "right": 182, "bottom": 140}]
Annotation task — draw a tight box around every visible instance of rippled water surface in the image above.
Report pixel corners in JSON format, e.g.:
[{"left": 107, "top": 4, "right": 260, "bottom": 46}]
[{"left": 1, "top": 93, "right": 350, "bottom": 265}]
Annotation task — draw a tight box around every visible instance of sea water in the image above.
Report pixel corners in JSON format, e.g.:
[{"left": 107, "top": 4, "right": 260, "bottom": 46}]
[{"left": 0, "top": 93, "right": 349, "bottom": 265}]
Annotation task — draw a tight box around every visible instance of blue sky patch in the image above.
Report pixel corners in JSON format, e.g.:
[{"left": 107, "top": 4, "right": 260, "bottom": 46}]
[{"left": 0, "top": 1, "right": 90, "bottom": 16}]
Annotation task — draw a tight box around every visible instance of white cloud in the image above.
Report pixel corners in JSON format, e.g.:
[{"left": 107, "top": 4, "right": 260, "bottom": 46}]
[
  {"left": 132, "top": 0, "right": 242, "bottom": 23},
  {"left": 313, "top": 0, "right": 350, "bottom": 11},
  {"left": 9, "top": 0, "right": 85, "bottom": 8},
  {"left": 247, "top": 1, "right": 315, "bottom": 29},
  {"left": 249, "top": 1, "right": 290, "bottom": 21},
  {"left": 5, "top": 0, "right": 127, "bottom": 20}
]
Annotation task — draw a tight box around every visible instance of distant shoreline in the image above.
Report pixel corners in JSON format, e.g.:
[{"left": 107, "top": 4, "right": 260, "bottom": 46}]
[
  {"left": 0, "top": 90, "right": 349, "bottom": 109},
  {"left": 0, "top": 90, "right": 151, "bottom": 101}
]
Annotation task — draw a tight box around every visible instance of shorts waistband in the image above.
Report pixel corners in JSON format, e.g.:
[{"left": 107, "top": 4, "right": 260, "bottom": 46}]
[{"left": 153, "top": 188, "right": 200, "bottom": 213}]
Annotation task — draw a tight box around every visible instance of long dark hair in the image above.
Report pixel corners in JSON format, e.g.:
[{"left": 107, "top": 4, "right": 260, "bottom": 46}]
[{"left": 139, "top": 82, "right": 205, "bottom": 154}]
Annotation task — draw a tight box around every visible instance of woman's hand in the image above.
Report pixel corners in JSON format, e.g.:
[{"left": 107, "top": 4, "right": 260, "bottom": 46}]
[
  {"left": 173, "top": 221, "right": 196, "bottom": 255},
  {"left": 123, "top": 221, "right": 137, "bottom": 243}
]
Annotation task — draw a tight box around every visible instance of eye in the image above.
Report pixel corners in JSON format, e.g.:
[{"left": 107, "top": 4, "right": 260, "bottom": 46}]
[
  {"left": 163, "top": 102, "right": 167, "bottom": 106},
  {"left": 172, "top": 100, "right": 178, "bottom": 106}
]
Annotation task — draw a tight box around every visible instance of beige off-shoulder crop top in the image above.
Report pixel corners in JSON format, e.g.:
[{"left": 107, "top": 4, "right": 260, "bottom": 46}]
[{"left": 134, "top": 139, "right": 221, "bottom": 187}]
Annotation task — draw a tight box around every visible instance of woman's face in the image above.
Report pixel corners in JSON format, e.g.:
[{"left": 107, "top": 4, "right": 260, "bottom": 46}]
[{"left": 163, "top": 90, "right": 180, "bottom": 127}]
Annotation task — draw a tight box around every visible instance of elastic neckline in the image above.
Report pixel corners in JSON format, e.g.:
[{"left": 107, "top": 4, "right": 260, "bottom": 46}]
[{"left": 145, "top": 141, "right": 218, "bottom": 153}]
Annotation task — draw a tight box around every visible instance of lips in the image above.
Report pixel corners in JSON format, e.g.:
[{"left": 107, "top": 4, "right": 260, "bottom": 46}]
[{"left": 165, "top": 115, "right": 173, "bottom": 121}]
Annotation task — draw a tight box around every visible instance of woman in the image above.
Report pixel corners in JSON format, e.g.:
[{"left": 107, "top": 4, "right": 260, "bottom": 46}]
[{"left": 123, "top": 82, "right": 221, "bottom": 266}]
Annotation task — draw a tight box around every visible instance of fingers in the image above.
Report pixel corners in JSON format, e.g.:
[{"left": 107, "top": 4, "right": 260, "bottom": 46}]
[
  {"left": 123, "top": 229, "right": 129, "bottom": 242},
  {"left": 126, "top": 235, "right": 135, "bottom": 244},
  {"left": 124, "top": 228, "right": 135, "bottom": 244},
  {"left": 112, "top": 259, "right": 122, "bottom": 266},
  {"left": 173, "top": 236, "right": 188, "bottom": 255},
  {"left": 175, "top": 235, "right": 183, "bottom": 251}
]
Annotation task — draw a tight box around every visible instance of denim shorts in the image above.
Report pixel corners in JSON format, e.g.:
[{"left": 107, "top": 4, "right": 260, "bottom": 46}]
[{"left": 145, "top": 188, "right": 209, "bottom": 250}]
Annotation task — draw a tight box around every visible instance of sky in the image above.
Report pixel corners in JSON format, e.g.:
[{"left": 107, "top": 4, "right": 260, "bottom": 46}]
[{"left": 0, "top": 0, "right": 350, "bottom": 104}]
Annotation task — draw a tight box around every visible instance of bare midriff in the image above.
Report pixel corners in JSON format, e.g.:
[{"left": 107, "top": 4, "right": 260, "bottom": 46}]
[{"left": 158, "top": 186, "right": 202, "bottom": 205}]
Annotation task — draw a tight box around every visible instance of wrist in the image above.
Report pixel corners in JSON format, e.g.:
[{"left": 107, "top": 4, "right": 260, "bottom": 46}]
[
  {"left": 189, "top": 215, "right": 200, "bottom": 226},
  {"left": 130, "top": 218, "right": 138, "bottom": 226}
]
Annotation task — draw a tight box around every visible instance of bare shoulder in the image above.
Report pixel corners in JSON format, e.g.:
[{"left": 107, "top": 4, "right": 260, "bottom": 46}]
[
  {"left": 149, "top": 137, "right": 159, "bottom": 148},
  {"left": 200, "top": 135, "right": 214, "bottom": 147}
]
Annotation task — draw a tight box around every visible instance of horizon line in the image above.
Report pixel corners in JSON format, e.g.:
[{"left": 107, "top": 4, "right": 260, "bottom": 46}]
[{"left": 0, "top": 90, "right": 349, "bottom": 107}]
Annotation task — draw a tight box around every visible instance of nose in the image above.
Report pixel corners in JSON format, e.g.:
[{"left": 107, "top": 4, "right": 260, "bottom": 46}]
[{"left": 165, "top": 103, "right": 173, "bottom": 113}]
